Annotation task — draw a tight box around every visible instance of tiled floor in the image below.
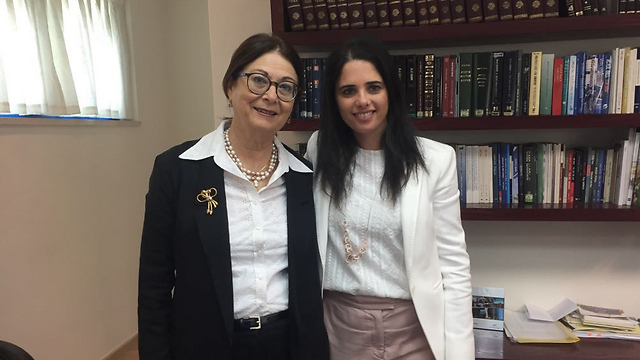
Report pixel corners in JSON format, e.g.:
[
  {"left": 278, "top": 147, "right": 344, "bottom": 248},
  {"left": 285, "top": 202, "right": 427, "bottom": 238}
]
[{"left": 106, "top": 337, "right": 138, "bottom": 360}]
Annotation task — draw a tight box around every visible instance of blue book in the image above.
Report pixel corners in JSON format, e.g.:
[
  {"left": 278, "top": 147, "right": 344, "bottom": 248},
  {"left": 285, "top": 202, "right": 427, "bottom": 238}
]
[
  {"left": 502, "top": 143, "right": 511, "bottom": 205},
  {"left": 596, "top": 149, "right": 606, "bottom": 203},
  {"left": 512, "top": 144, "right": 520, "bottom": 204},
  {"left": 594, "top": 53, "right": 605, "bottom": 114},
  {"left": 561, "top": 56, "right": 570, "bottom": 115},
  {"left": 575, "top": 51, "right": 586, "bottom": 115},
  {"left": 601, "top": 53, "right": 612, "bottom": 115},
  {"left": 312, "top": 58, "right": 322, "bottom": 118},
  {"left": 456, "top": 145, "right": 467, "bottom": 204},
  {"left": 492, "top": 144, "right": 500, "bottom": 204}
]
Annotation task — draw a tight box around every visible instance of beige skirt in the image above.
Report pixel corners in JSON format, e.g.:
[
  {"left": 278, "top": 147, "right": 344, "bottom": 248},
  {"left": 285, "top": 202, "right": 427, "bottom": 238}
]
[{"left": 323, "top": 290, "right": 436, "bottom": 360}]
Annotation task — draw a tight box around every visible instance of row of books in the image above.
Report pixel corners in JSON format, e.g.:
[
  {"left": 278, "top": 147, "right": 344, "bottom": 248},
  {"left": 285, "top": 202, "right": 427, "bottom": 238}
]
[
  {"left": 294, "top": 47, "right": 640, "bottom": 119},
  {"left": 453, "top": 129, "right": 640, "bottom": 206},
  {"left": 286, "top": 0, "right": 626, "bottom": 33}
]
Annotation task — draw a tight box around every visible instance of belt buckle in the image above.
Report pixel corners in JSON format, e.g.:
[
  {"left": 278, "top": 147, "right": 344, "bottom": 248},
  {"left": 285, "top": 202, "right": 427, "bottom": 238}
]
[{"left": 248, "top": 315, "right": 261, "bottom": 330}]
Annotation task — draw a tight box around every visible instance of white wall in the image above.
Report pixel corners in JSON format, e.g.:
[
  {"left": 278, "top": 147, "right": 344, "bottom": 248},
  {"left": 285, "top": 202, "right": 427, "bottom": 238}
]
[{"left": 0, "top": 0, "right": 182, "bottom": 359}]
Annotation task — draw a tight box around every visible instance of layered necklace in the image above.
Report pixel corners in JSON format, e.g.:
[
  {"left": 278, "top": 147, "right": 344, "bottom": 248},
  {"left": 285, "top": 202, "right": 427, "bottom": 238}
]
[{"left": 224, "top": 128, "right": 278, "bottom": 188}]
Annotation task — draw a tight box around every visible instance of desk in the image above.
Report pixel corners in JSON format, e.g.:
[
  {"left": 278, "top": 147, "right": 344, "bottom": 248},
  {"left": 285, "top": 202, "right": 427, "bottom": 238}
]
[{"left": 475, "top": 333, "right": 640, "bottom": 360}]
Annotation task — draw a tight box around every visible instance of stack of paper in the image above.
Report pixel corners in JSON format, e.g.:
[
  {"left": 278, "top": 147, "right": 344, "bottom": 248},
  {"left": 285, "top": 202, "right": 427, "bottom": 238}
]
[
  {"left": 504, "top": 309, "right": 579, "bottom": 344},
  {"left": 560, "top": 304, "right": 640, "bottom": 341}
]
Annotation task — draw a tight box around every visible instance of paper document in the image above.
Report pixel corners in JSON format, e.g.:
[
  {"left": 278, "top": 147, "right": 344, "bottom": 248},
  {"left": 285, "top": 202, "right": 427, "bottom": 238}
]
[
  {"left": 504, "top": 310, "right": 579, "bottom": 344},
  {"left": 525, "top": 298, "right": 578, "bottom": 322}
]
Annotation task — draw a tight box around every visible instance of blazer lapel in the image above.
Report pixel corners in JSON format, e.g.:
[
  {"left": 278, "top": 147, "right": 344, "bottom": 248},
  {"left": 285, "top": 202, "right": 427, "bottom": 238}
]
[
  {"left": 314, "top": 184, "right": 330, "bottom": 272},
  {"left": 401, "top": 171, "right": 423, "bottom": 279},
  {"left": 193, "top": 159, "right": 234, "bottom": 340}
]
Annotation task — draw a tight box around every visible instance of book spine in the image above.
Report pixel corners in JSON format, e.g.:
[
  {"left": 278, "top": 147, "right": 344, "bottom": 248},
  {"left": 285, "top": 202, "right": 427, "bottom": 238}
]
[
  {"left": 427, "top": 0, "right": 441, "bottom": 23},
  {"left": 512, "top": 144, "right": 520, "bottom": 203},
  {"left": 502, "top": 51, "right": 517, "bottom": 116},
  {"left": 539, "top": 53, "right": 554, "bottom": 115},
  {"left": 528, "top": 0, "right": 545, "bottom": 18},
  {"left": 389, "top": 0, "right": 405, "bottom": 25},
  {"left": 363, "top": 0, "right": 379, "bottom": 27},
  {"left": 490, "top": 52, "right": 504, "bottom": 116},
  {"left": 406, "top": 55, "right": 417, "bottom": 117},
  {"left": 402, "top": 0, "right": 418, "bottom": 24},
  {"left": 567, "top": 55, "right": 577, "bottom": 115},
  {"left": 286, "top": 0, "right": 306, "bottom": 31},
  {"left": 499, "top": 0, "right": 514, "bottom": 19},
  {"left": 514, "top": 50, "right": 523, "bottom": 116},
  {"left": 347, "top": 0, "right": 366, "bottom": 28},
  {"left": 561, "top": 56, "right": 570, "bottom": 115},
  {"left": 513, "top": 0, "right": 529, "bottom": 18},
  {"left": 299, "top": 60, "right": 308, "bottom": 117},
  {"left": 483, "top": 0, "right": 501, "bottom": 20},
  {"left": 521, "top": 53, "right": 532, "bottom": 115},
  {"left": 417, "top": 55, "right": 425, "bottom": 118},
  {"left": 434, "top": 57, "right": 442, "bottom": 117},
  {"left": 416, "top": 0, "right": 430, "bottom": 24},
  {"left": 337, "top": 0, "right": 351, "bottom": 28},
  {"left": 450, "top": 0, "right": 468, "bottom": 22},
  {"left": 449, "top": 55, "right": 457, "bottom": 117},
  {"left": 634, "top": 49, "right": 640, "bottom": 113},
  {"left": 376, "top": 0, "right": 391, "bottom": 26},
  {"left": 438, "top": 0, "right": 453, "bottom": 22},
  {"left": 326, "top": 0, "right": 341, "bottom": 29},
  {"left": 493, "top": 144, "right": 500, "bottom": 204},
  {"left": 455, "top": 55, "right": 460, "bottom": 117},
  {"left": 442, "top": 56, "right": 451, "bottom": 117},
  {"left": 312, "top": 58, "right": 322, "bottom": 118},
  {"left": 595, "top": 53, "right": 605, "bottom": 114},
  {"left": 457, "top": 145, "right": 467, "bottom": 204},
  {"left": 306, "top": 59, "right": 314, "bottom": 117},
  {"left": 302, "top": 0, "right": 319, "bottom": 29},
  {"left": 425, "top": 54, "right": 436, "bottom": 117},
  {"left": 603, "top": 148, "right": 614, "bottom": 203},
  {"left": 544, "top": 0, "right": 560, "bottom": 16},
  {"left": 575, "top": 51, "right": 586, "bottom": 115},
  {"left": 467, "top": 0, "right": 484, "bottom": 22},
  {"left": 528, "top": 51, "right": 542, "bottom": 116},
  {"left": 473, "top": 52, "right": 491, "bottom": 117},
  {"left": 314, "top": 0, "right": 331, "bottom": 29},
  {"left": 552, "top": 57, "right": 564, "bottom": 115},
  {"left": 458, "top": 53, "right": 473, "bottom": 118}
]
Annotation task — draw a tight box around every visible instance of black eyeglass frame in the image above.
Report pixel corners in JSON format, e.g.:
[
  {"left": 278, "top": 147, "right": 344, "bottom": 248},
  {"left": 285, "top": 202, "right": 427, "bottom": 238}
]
[{"left": 238, "top": 72, "right": 298, "bottom": 102}]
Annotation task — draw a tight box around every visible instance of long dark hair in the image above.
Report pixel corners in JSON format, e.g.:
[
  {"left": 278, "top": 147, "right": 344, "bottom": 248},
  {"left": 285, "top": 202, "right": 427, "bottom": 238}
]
[
  {"left": 222, "top": 33, "right": 304, "bottom": 107},
  {"left": 316, "top": 35, "right": 425, "bottom": 205}
]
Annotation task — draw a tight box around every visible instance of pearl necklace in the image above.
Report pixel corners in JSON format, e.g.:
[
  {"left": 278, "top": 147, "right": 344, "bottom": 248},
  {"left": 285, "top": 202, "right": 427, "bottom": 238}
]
[{"left": 224, "top": 128, "right": 278, "bottom": 188}]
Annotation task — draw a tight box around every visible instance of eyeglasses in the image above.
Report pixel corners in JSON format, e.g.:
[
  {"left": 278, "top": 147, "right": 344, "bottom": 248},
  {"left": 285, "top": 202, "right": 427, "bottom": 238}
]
[{"left": 238, "top": 72, "right": 298, "bottom": 102}]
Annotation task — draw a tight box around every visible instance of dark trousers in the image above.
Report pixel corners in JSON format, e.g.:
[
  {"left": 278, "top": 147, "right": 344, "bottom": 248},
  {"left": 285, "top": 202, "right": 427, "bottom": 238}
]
[{"left": 231, "top": 317, "right": 291, "bottom": 360}]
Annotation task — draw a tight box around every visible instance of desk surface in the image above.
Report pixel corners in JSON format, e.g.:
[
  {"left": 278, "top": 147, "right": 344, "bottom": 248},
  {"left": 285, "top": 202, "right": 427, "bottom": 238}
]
[{"left": 475, "top": 333, "right": 640, "bottom": 360}]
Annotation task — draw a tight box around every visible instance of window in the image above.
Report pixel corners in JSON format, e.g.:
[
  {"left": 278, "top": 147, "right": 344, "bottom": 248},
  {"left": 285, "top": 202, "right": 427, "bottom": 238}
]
[{"left": 0, "top": 0, "right": 132, "bottom": 120}]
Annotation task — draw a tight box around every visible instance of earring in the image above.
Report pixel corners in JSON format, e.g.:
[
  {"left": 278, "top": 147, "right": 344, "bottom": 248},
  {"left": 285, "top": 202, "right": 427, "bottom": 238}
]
[
  {"left": 287, "top": 117, "right": 291, "bottom": 124},
  {"left": 228, "top": 100, "right": 233, "bottom": 108}
]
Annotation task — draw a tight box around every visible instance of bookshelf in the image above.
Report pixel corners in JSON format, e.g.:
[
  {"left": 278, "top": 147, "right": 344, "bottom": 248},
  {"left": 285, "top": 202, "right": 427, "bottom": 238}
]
[
  {"left": 271, "top": 1, "right": 640, "bottom": 223},
  {"left": 283, "top": 114, "right": 640, "bottom": 131}
]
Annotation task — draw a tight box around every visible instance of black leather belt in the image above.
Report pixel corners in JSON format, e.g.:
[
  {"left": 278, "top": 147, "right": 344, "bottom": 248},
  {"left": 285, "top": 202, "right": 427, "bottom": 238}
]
[{"left": 233, "top": 310, "right": 288, "bottom": 331}]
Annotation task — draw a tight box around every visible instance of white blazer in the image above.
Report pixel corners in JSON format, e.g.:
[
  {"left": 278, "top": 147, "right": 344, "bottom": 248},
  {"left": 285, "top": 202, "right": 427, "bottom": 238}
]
[{"left": 306, "top": 131, "right": 474, "bottom": 360}]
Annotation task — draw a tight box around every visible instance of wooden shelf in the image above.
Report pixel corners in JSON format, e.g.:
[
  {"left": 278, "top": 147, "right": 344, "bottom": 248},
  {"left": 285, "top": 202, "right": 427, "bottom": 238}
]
[
  {"left": 272, "top": 13, "right": 640, "bottom": 50},
  {"left": 280, "top": 114, "right": 640, "bottom": 132},
  {"left": 476, "top": 334, "right": 640, "bottom": 360},
  {"left": 461, "top": 203, "right": 640, "bottom": 221}
]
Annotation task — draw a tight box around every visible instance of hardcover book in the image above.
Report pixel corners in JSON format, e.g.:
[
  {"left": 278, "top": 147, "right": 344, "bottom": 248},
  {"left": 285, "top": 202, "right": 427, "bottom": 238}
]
[
  {"left": 347, "top": 0, "right": 366, "bottom": 28},
  {"left": 513, "top": 0, "right": 529, "bottom": 17},
  {"left": 490, "top": 52, "right": 504, "bottom": 116},
  {"left": 438, "top": 0, "right": 453, "bottom": 22},
  {"left": 337, "top": 0, "right": 351, "bottom": 28},
  {"left": 363, "top": 0, "right": 379, "bottom": 27},
  {"left": 301, "top": 0, "right": 319, "bottom": 30},
  {"left": 377, "top": 0, "right": 391, "bottom": 26},
  {"left": 467, "top": 0, "right": 484, "bottom": 21},
  {"left": 483, "top": 0, "right": 501, "bottom": 20},
  {"left": 286, "top": 0, "right": 306, "bottom": 31},
  {"left": 502, "top": 51, "right": 518, "bottom": 116},
  {"left": 416, "top": 0, "right": 430, "bottom": 24},
  {"left": 427, "top": 0, "right": 441, "bottom": 23},
  {"left": 389, "top": 0, "right": 405, "bottom": 26},
  {"left": 326, "top": 0, "right": 341, "bottom": 29},
  {"left": 458, "top": 53, "right": 474, "bottom": 117},
  {"left": 425, "top": 55, "right": 436, "bottom": 117},
  {"left": 528, "top": 0, "right": 545, "bottom": 18},
  {"left": 544, "top": 0, "right": 560, "bottom": 16},
  {"left": 402, "top": 0, "right": 418, "bottom": 25},
  {"left": 314, "top": 0, "right": 331, "bottom": 29},
  {"left": 450, "top": 0, "right": 468, "bottom": 22},
  {"left": 406, "top": 55, "right": 417, "bottom": 117},
  {"left": 499, "top": 0, "right": 514, "bottom": 19},
  {"left": 473, "top": 52, "right": 493, "bottom": 117}
]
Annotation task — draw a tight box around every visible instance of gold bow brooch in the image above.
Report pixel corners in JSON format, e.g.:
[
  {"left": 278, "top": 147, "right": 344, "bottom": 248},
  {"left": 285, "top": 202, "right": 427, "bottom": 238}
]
[{"left": 197, "top": 187, "right": 219, "bottom": 215}]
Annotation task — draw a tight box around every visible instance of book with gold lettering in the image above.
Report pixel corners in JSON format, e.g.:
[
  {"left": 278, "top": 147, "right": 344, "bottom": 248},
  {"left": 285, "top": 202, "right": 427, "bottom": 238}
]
[
  {"left": 389, "top": 0, "right": 405, "bottom": 26},
  {"left": 498, "top": 0, "right": 514, "bottom": 20},
  {"left": 438, "top": 0, "right": 452, "bottom": 23},
  {"left": 326, "top": 0, "right": 341, "bottom": 29},
  {"left": 363, "top": 0, "right": 379, "bottom": 26},
  {"left": 416, "top": 0, "right": 430, "bottom": 24},
  {"left": 426, "top": 0, "right": 440, "bottom": 23},
  {"left": 450, "top": 0, "right": 467, "bottom": 22},
  {"left": 483, "top": 0, "right": 500, "bottom": 21},
  {"left": 467, "top": 0, "right": 484, "bottom": 21},
  {"left": 347, "top": 0, "right": 366, "bottom": 28},
  {"left": 528, "top": 0, "right": 545, "bottom": 18},
  {"left": 301, "top": 0, "right": 319, "bottom": 30},
  {"left": 512, "top": 0, "right": 528, "bottom": 18},
  {"left": 543, "top": 0, "right": 559, "bottom": 16},
  {"left": 376, "top": 0, "right": 391, "bottom": 26},
  {"left": 402, "top": 0, "right": 418, "bottom": 25},
  {"left": 314, "top": 0, "right": 331, "bottom": 30},
  {"left": 337, "top": 0, "right": 350, "bottom": 28},
  {"left": 286, "top": 0, "right": 306, "bottom": 31}
]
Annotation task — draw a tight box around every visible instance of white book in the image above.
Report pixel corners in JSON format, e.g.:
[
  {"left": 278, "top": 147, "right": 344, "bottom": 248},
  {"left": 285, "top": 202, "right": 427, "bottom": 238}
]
[
  {"left": 488, "top": 146, "right": 494, "bottom": 204},
  {"left": 473, "top": 145, "right": 480, "bottom": 204},
  {"left": 554, "top": 144, "right": 562, "bottom": 204},
  {"left": 626, "top": 131, "right": 640, "bottom": 205},
  {"left": 603, "top": 149, "right": 614, "bottom": 204},
  {"left": 615, "top": 48, "right": 626, "bottom": 114},
  {"left": 562, "top": 146, "right": 568, "bottom": 204},
  {"left": 609, "top": 49, "right": 619, "bottom": 114},
  {"left": 626, "top": 48, "right": 638, "bottom": 114},
  {"left": 616, "top": 139, "right": 631, "bottom": 205},
  {"left": 478, "top": 146, "right": 486, "bottom": 203}
]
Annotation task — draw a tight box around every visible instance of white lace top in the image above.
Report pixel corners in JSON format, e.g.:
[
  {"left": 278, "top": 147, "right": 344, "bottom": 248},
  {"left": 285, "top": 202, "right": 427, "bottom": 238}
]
[{"left": 324, "top": 148, "right": 411, "bottom": 299}]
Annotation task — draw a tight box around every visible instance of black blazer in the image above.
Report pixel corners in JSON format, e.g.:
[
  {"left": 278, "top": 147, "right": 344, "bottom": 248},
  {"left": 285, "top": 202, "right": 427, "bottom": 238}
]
[{"left": 138, "top": 140, "right": 329, "bottom": 360}]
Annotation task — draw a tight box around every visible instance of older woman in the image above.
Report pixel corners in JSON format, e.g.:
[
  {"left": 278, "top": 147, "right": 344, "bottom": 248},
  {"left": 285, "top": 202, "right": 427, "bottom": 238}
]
[
  {"left": 138, "top": 33, "right": 329, "bottom": 360},
  {"left": 306, "top": 36, "right": 474, "bottom": 360}
]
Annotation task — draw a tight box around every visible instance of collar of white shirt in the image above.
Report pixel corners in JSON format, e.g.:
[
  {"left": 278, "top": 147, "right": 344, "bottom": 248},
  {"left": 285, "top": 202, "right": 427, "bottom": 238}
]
[{"left": 178, "top": 121, "right": 312, "bottom": 185}]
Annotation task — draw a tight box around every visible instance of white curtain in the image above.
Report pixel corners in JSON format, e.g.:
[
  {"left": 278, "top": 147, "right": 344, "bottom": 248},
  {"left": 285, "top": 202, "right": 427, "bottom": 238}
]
[{"left": 0, "top": 0, "right": 132, "bottom": 119}]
